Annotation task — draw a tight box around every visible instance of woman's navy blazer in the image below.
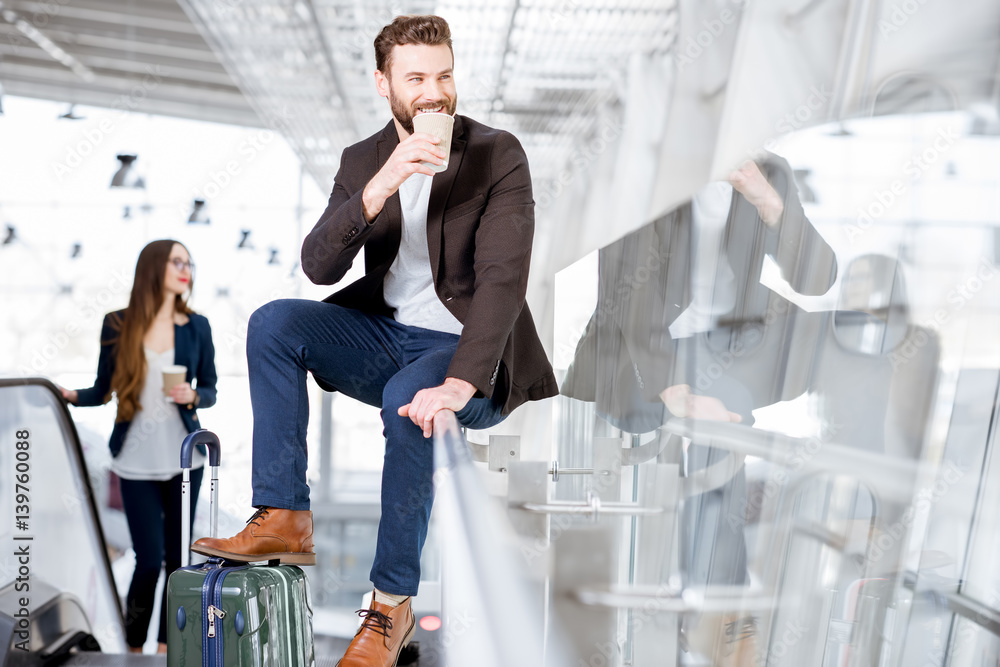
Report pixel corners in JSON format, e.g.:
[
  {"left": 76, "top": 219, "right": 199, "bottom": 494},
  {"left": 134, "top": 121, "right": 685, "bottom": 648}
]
[{"left": 74, "top": 309, "right": 218, "bottom": 458}]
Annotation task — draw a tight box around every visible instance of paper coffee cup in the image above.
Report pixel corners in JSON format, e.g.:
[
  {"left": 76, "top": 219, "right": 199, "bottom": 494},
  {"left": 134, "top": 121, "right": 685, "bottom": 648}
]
[
  {"left": 412, "top": 112, "right": 454, "bottom": 173},
  {"left": 162, "top": 365, "right": 187, "bottom": 401}
]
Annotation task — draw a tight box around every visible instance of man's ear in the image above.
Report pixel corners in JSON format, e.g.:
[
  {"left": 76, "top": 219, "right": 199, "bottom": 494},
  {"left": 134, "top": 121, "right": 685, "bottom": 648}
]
[{"left": 374, "top": 69, "right": 390, "bottom": 99}]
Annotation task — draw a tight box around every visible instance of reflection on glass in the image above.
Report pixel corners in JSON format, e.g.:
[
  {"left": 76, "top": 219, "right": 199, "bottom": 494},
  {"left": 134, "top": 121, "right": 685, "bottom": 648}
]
[{"left": 550, "top": 109, "right": 1000, "bottom": 666}]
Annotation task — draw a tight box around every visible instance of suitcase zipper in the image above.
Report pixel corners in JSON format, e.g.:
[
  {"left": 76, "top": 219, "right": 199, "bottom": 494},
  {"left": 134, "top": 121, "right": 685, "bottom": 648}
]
[
  {"left": 207, "top": 605, "right": 226, "bottom": 638},
  {"left": 210, "top": 566, "right": 247, "bottom": 667},
  {"left": 201, "top": 566, "right": 224, "bottom": 667}
]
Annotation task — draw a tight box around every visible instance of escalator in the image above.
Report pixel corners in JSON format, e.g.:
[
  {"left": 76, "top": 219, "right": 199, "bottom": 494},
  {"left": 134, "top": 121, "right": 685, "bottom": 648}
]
[{"left": 0, "top": 378, "right": 125, "bottom": 664}]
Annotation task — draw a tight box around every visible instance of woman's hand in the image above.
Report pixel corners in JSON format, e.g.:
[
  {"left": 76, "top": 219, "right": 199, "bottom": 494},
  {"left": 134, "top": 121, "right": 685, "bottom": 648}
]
[
  {"left": 728, "top": 161, "right": 784, "bottom": 227},
  {"left": 59, "top": 386, "right": 78, "bottom": 404},
  {"left": 660, "top": 384, "right": 742, "bottom": 423},
  {"left": 169, "top": 382, "right": 198, "bottom": 406}
]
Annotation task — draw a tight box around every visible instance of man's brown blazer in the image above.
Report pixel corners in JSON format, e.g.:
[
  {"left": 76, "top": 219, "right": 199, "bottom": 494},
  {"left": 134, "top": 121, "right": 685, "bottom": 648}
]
[{"left": 301, "top": 115, "right": 558, "bottom": 415}]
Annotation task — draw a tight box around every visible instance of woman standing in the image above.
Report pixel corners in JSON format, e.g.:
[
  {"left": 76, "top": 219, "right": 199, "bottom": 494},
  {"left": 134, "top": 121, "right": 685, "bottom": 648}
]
[{"left": 62, "top": 239, "right": 217, "bottom": 654}]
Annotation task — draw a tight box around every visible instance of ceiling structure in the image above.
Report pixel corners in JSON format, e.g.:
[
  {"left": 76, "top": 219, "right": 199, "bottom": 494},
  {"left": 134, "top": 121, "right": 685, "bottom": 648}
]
[
  {"left": 0, "top": 0, "right": 260, "bottom": 126},
  {"left": 174, "top": 0, "right": 679, "bottom": 196}
]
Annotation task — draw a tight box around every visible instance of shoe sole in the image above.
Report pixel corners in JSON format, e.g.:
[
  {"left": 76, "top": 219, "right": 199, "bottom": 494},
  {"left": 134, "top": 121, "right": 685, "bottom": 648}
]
[{"left": 190, "top": 544, "right": 316, "bottom": 566}]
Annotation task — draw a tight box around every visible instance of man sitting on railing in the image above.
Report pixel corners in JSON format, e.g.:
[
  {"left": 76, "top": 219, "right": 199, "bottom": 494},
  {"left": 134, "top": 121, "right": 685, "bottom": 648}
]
[{"left": 189, "top": 14, "right": 558, "bottom": 667}]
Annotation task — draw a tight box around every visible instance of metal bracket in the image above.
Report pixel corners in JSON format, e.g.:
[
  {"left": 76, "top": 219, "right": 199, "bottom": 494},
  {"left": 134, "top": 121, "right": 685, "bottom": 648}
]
[{"left": 467, "top": 434, "right": 521, "bottom": 472}]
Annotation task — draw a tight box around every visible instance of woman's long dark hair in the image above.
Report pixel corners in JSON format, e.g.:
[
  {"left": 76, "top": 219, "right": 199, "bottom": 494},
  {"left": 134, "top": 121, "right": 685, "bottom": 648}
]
[{"left": 108, "top": 239, "right": 193, "bottom": 422}]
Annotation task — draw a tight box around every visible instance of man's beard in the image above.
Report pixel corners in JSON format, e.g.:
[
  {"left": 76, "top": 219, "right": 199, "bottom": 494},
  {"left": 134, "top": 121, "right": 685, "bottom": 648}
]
[{"left": 389, "top": 86, "right": 457, "bottom": 134}]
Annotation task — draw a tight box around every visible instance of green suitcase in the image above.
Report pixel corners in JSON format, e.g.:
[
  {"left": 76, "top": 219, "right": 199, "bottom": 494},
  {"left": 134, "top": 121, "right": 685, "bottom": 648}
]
[{"left": 165, "top": 430, "right": 315, "bottom": 667}]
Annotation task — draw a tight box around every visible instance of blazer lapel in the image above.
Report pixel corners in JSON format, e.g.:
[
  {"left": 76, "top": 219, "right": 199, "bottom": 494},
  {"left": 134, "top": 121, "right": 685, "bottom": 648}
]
[{"left": 426, "top": 114, "right": 467, "bottom": 281}]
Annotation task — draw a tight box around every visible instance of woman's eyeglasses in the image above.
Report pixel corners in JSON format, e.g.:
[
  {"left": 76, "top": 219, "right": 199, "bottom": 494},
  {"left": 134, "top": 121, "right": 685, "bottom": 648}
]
[{"left": 169, "top": 258, "right": 195, "bottom": 272}]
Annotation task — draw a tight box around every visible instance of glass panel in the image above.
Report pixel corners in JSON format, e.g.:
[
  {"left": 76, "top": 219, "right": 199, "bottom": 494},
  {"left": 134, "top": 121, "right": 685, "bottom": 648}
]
[{"left": 550, "top": 107, "right": 1000, "bottom": 666}]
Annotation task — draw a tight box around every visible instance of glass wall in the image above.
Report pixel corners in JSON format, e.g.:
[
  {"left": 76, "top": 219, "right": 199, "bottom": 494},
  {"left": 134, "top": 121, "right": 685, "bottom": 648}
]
[{"left": 540, "top": 108, "right": 1000, "bottom": 665}]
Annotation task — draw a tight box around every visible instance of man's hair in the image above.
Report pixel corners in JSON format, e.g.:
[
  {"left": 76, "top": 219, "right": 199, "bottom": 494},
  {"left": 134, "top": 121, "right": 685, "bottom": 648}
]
[{"left": 374, "top": 15, "right": 453, "bottom": 76}]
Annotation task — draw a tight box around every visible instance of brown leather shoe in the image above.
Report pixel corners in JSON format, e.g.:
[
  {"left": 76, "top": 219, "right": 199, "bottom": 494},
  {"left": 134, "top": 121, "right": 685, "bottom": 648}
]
[
  {"left": 190, "top": 507, "right": 316, "bottom": 565},
  {"left": 337, "top": 595, "right": 415, "bottom": 667}
]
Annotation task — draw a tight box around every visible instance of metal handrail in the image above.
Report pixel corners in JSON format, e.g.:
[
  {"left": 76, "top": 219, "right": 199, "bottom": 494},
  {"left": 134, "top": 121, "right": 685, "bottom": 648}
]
[
  {"left": 574, "top": 584, "right": 783, "bottom": 613},
  {"left": 518, "top": 491, "right": 664, "bottom": 519},
  {"left": 661, "top": 418, "right": 926, "bottom": 504},
  {"left": 432, "top": 410, "right": 574, "bottom": 667}
]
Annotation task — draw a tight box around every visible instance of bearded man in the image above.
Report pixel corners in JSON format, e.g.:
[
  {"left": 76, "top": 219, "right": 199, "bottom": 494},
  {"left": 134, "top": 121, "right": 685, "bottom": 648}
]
[{"left": 191, "top": 14, "right": 557, "bottom": 667}]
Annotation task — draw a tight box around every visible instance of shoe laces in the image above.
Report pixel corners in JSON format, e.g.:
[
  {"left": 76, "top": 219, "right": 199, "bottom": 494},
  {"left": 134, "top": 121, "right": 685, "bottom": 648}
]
[
  {"left": 355, "top": 609, "right": 393, "bottom": 638},
  {"left": 247, "top": 506, "right": 271, "bottom": 528}
]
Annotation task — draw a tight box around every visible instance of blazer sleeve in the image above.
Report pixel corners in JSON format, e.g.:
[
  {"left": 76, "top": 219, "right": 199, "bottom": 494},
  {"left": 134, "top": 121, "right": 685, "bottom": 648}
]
[
  {"left": 74, "top": 312, "right": 119, "bottom": 407},
  {"left": 301, "top": 146, "right": 389, "bottom": 286},
  {"left": 763, "top": 157, "right": 837, "bottom": 296},
  {"left": 446, "top": 131, "right": 536, "bottom": 396},
  {"left": 193, "top": 316, "right": 218, "bottom": 409}
]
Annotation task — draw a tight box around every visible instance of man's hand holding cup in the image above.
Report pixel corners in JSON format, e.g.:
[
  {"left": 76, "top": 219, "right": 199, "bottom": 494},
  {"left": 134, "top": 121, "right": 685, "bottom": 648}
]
[{"left": 362, "top": 131, "right": 447, "bottom": 221}]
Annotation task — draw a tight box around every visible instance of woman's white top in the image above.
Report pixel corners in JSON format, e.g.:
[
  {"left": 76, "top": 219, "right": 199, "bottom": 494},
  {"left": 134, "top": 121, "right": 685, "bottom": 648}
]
[
  {"left": 111, "top": 347, "right": 206, "bottom": 481},
  {"left": 668, "top": 181, "right": 738, "bottom": 339}
]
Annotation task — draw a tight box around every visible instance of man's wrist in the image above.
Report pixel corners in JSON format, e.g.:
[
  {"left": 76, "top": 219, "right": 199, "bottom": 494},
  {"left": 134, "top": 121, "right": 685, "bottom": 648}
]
[
  {"left": 444, "top": 377, "right": 477, "bottom": 400},
  {"left": 362, "top": 180, "right": 387, "bottom": 223},
  {"left": 759, "top": 199, "right": 784, "bottom": 228}
]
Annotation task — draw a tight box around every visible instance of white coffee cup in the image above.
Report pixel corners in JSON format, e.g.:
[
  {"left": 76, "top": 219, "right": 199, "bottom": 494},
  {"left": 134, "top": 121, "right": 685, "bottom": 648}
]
[
  {"left": 162, "top": 365, "right": 187, "bottom": 402},
  {"left": 412, "top": 112, "right": 454, "bottom": 173}
]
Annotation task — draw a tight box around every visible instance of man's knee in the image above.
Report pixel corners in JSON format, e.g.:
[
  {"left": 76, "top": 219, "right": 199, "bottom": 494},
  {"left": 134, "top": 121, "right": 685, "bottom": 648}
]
[
  {"left": 382, "top": 378, "right": 415, "bottom": 415},
  {"left": 247, "top": 299, "right": 307, "bottom": 352}
]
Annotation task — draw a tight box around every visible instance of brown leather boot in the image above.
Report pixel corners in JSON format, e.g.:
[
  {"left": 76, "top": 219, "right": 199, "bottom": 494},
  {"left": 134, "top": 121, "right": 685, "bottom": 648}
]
[
  {"left": 337, "top": 594, "right": 415, "bottom": 667},
  {"left": 190, "top": 507, "right": 316, "bottom": 565}
]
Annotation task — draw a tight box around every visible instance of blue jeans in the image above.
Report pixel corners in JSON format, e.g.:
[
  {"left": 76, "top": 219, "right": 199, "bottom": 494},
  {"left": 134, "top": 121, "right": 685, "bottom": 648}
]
[
  {"left": 247, "top": 299, "right": 507, "bottom": 595},
  {"left": 119, "top": 466, "right": 204, "bottom": 646}
]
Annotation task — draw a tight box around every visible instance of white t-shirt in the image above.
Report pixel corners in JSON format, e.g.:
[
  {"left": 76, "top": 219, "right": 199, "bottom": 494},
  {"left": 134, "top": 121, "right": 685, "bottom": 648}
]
[
  {"left": 668, "top": 181, "right": 738, "bottom": 339},
  {"left": 111, "top": 347, "right": 206, "bottom": 480},
  {"left": 383, "top": 173, "right": 464, "bottom": 334}
]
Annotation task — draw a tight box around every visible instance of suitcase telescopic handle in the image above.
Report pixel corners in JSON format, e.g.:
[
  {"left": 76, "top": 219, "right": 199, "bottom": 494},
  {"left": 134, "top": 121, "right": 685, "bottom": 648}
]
[
  {"left": 180, "top": 429, "right": 222, "bottom": 567},
  {"left": 181, "top": 429, "right": 221, "bottom": 468}
]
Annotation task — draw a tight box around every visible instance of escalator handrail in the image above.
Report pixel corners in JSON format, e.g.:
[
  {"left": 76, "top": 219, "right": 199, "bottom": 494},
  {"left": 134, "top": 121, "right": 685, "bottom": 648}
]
[{"left": 0, "top": 377, "right": 125, "bottom": 625}]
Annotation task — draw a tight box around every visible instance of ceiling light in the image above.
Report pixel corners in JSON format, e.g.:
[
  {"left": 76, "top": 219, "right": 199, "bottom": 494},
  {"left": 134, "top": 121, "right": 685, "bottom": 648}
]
[
  {"left": 237, "top": 230, "right": 253, "bottom": 249},
  {"left": 969, "top": 103, "right": 1000, "bottom": 136},
  {"left": 59, "top": 104, "right": 85, "bottom": 120},
  {"left": 187, "top": 199, "right": 210, "bottom": 224},
  {"left": 827, "top": 123, "right": 853, "bottom": 137},
  {"left": 2, "top": 224, "right": 14, "bottom": 245},
  {"left": 70, "top": 242, "right": 82, "bottom": 258},
  {"left": 268, "top": 248, "right": 279, "bottom": 265},
  {"left": 110, "top": 154, "right": 146, "bottom": 189}
]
